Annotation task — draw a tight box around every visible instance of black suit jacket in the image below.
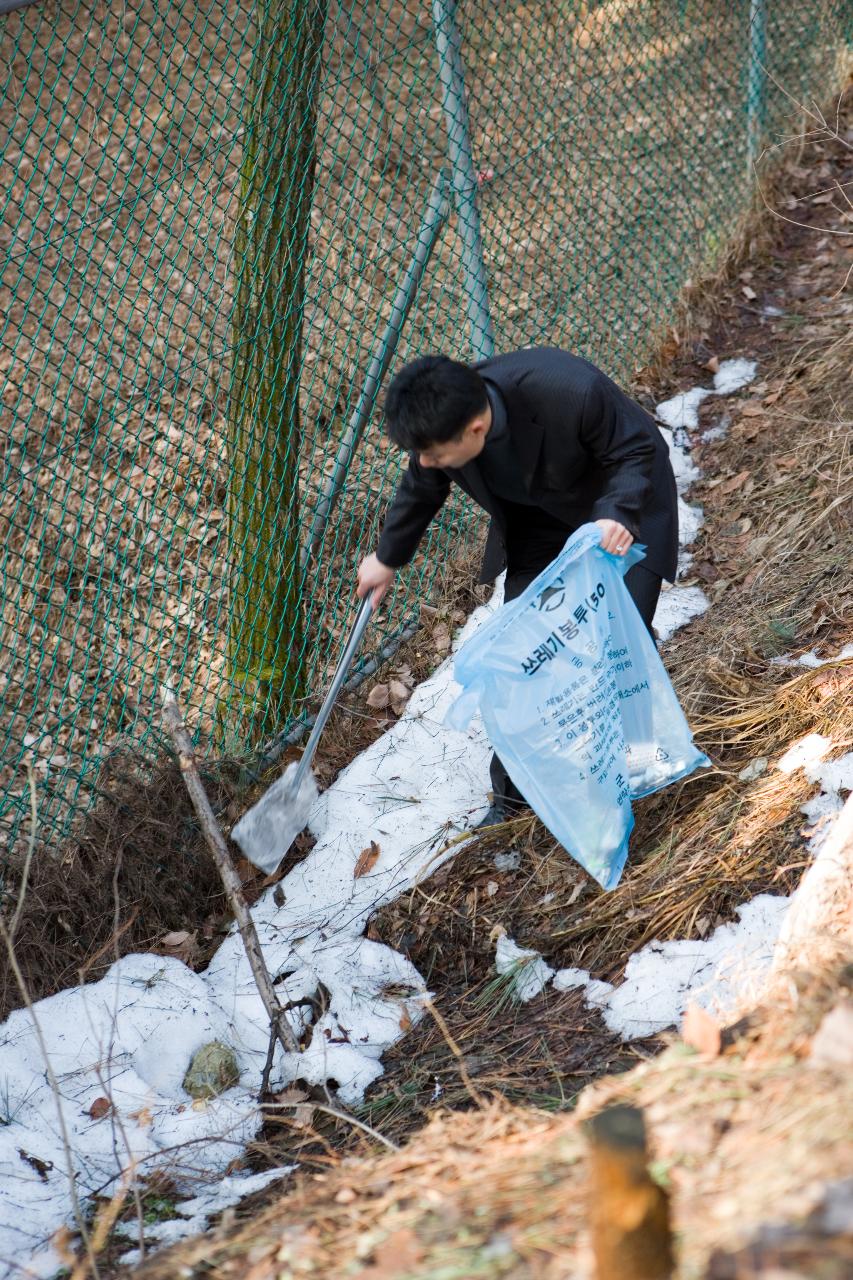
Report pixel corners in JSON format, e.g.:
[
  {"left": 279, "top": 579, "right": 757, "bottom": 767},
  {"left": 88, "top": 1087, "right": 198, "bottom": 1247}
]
[{"left": 376, "top": 347, "right": 678, "bottom": 583}]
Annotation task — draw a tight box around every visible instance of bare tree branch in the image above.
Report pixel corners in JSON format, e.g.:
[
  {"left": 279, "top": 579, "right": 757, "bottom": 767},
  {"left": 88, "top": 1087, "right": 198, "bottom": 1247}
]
[{"left": 160, "top": 688, "right": 300, "bottom": 1069}]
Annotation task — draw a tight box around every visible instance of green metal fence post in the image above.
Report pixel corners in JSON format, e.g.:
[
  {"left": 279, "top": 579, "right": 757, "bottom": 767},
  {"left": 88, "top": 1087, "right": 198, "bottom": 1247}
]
[
  {"left": 747, "top": 0, "right": 768, "bottom": 176},
  {"left": 302, "top": 170, "right": 451, "bottom": 564}
]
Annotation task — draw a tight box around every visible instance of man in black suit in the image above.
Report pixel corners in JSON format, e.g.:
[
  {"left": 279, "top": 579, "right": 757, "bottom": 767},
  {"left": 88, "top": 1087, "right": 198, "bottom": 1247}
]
[{"left": 356, "top": 348, "right": 678, "bottom": 824}]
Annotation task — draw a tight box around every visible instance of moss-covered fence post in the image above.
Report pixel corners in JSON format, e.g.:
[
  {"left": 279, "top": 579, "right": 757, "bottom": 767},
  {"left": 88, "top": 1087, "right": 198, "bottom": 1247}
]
[{"left": 223, "top": 0, "right": 327, "bottom": 747}]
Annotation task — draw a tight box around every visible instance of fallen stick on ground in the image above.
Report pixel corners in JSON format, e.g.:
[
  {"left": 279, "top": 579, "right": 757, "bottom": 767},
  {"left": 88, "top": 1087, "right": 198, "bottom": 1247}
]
[{"left": 160, "top": 688, "right": 300, "bottom": 1077}]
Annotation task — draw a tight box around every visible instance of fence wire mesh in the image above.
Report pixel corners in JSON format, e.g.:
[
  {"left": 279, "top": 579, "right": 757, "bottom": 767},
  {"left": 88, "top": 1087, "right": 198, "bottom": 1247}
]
[{"left": 0, "top": 0, "right": 848, "bottom": 869}]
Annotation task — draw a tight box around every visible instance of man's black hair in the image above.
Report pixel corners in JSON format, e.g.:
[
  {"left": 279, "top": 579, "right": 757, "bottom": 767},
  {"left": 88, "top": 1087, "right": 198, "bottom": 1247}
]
[{"left": 384, "top": 354, "right": 488, "bottom": 451}]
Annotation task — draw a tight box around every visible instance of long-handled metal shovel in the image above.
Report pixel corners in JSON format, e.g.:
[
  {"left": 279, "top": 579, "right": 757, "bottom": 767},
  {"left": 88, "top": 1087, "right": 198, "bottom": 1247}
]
[{"left": 231, "top": 595, "right": 374, "bottom": 874}]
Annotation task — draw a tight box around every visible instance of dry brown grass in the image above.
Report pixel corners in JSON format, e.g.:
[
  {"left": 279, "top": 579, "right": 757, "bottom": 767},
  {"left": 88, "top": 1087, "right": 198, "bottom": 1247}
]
[{"left": 0, "top": 746, "right": 235, "bottom": 1020}]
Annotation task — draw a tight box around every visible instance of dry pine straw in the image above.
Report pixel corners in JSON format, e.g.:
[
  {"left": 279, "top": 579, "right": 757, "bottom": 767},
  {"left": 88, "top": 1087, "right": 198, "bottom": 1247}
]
[{"left": 131, "top": 963, "right": 853, "bottom": 1280}]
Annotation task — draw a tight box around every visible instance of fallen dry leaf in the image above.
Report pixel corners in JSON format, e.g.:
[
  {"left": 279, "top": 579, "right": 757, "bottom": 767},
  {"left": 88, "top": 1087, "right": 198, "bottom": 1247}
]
[
  {"left": 719, "top": 469, "right": 752, "bottom": 494},
  {"left": 354, "top": 840, "right": 380, "bottom": 878},
  {"left": 682, "top": 1002, "right": 721, "bottom": 1057},
  {"left": 160, "top": 927, "right": 199, "bottom": 964},
  {"left": 734, "top": 418, "right": 760, "bottom": 441},
  {"left": 358, "top": 1227, "right": 425, "bottom": 1277},
  {"left": 275, "top": 1086, "right": 310, "bottom": 1105},
  {"left": 129, "top": 1106, "right": 153, "bottom": 1129},
  {"left": 88, "top": 1096, "right": 112, "bottom": 1120},
  {"left": 388, "top": 679, "right": 410, "bottom": 715},
  {"left": 705, "top": 354, "right": 720, "bottom": 373},
  {"left": 399, "top": 1009, "right": 412, "bottom": 1032},
  {"left": 741, "top": 284, "right": 757, "bottom": 299},
  {"left": 366, "top": 683, "right": 390, "bottom": 710},
  {"left": 432, "top": 622, "right": 451, "bottom": 655},
  {"left": 243, "top": 1260, "right": 276, "bottom": 1280},
  {"left": 161, "top": 930, "right": 191, "bottom": 947},
  {"left": 810, "top": 999, "right": 853, "bottom": 1068},
  {"left": 293, "top": 1102, "right": 315, "bottom": 1128}
]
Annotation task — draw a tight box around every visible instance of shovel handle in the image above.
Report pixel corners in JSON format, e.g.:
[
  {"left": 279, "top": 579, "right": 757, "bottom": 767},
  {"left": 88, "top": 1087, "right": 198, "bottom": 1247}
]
[{"left": 292, "top": 594, "right": 374, "bottom": 789}]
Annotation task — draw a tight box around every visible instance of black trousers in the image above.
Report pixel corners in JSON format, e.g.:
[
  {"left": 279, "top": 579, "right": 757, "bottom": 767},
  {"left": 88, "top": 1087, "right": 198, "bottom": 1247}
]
[{"left": 489, "top": 559, "right": 663, "bottom": 809}]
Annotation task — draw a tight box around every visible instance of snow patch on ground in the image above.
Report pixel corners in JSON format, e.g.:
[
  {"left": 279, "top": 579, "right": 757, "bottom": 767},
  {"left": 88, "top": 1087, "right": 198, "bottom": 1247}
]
[
  {"left": 656, "top": 386, "right": 713, "bottom": 432},
  {"left": 544, "top": 896, "right": 788, "bottom": 1041},
  {"left": 653, "top": 586, "right": 710, "bottom": 644},
  {"left": 713, "top": 358, "right": 757, "bottom": 394},
  {"left": 552, "top": 968, "right": 613, "bottom": 1004},
  {"left": 773, "top": 643, "right": 853, "bottom": 669},
  {"left": 701, "top": 413, "right": 731, "bottom": 443},
  {"left": 495, "top": 934, "right": 554, "bottom": 1002},
  {"left": 0, "top": 602, "right": 502, "bottom": 1273},
  {"left": 597, "top": 895, "right": 788, "bottom": 1039},
  {"left": 654, "top": 357, "right": 755, "bottom": 432},
  {"left": 653, "top": 358, "right": 756, "bottom": 639}
]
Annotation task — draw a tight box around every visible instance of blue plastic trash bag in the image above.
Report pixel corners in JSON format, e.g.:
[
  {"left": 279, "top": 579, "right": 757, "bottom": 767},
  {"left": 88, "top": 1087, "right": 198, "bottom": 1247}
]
[{"left": 446, "top": 523, "right": 709, "bottom": 890}]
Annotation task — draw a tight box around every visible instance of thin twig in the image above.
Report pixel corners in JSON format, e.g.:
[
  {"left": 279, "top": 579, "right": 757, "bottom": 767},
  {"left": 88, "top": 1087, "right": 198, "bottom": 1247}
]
[
  {"left": 160, "top": 688, "right": 300, "bottom": 1065},
  {"left": 264, "top": 1098, "right": 400, "bottom": 1151},
  {"left": 422, "top": 998, "right": 487, "bottom": 1108},
  {"left": 260, "top": 1025, "right": 278, "bottom": 1097}
]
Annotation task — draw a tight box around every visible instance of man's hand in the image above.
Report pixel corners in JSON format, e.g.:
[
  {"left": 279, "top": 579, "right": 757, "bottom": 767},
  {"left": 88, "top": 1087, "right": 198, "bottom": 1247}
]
[
  {"left": 595, "top": 519, "right": 634, "bottom": 556},
  {"left": 356, "top": 553, "right": 397, "bottom": 605}
]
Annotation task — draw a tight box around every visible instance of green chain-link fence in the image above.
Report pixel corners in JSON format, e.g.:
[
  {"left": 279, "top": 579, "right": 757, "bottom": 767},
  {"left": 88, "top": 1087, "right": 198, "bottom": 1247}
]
[{"left": 0, "top": 0, "right": 848, "bottom": 870}]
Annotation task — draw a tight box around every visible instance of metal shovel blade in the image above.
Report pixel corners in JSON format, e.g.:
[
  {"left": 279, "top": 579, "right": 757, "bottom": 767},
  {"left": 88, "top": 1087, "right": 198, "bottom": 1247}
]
[
  {"left": 231, "top": 595, "right": 374, "bottom": 875},
  {"left": 230, "top": 760, "right": 319, "bottom": 874}
]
